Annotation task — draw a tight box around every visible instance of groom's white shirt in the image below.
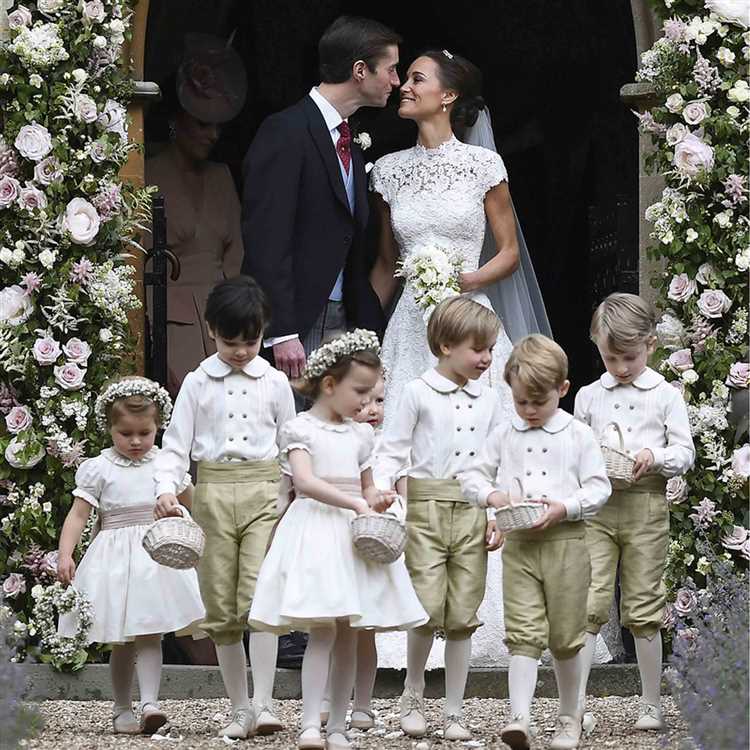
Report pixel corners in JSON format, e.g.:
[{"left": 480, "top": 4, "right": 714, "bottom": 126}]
[{"left": 265, "top": 86, "right": 354, "bottom": 348}]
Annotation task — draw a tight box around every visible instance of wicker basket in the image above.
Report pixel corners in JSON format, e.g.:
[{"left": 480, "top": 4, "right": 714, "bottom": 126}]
[
  {"left": 600, "top": 422, "right": 635, "bottom": 482},
  {"left": 142, "top": 506, "right": 205, "bottom": 570},
  {"left": 494, "top": 477, "right": 546, "bottom": 532},
  {"left": 351, "top": 500, "right": 407, "bottom": 564}
]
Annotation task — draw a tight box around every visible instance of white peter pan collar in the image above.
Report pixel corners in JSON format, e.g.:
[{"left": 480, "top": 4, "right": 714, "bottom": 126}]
[
  {"left": 420, "top": 368, "right": 481, "bottom": 397},
  {"left": 512, "top": 408, "right": 573, "bottom": 434},
  {"left": 103, "top": 446, "right": 159, "bottom": 466},
  {"left": 301, "top": 410, "right": 350, "bottom": 433},
  {"left": 199, "top": 353, "right": 270, "bottom": 379},
  {"left": 600, "top": 367, "right": 663, "bottom": 391}
]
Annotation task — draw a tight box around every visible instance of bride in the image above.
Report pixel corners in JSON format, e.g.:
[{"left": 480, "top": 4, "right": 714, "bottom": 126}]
[{"left": 369, "top": 50, "right": 611, "bottom": 670}]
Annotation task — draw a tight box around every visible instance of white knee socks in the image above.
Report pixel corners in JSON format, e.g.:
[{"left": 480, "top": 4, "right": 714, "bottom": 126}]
[
  {"left": 576, "top": 632, "right": 597, "bottom": 715},
  {"left": 216, "top": 640, "right": 250, "bottom": 712},
  {"left": 134, "top": 635, "right": 163, "bottom": 707},
  {"left": 444, "top": 637, "right": 472, "bottom": 717},
  {"left": 248, "top": 631, "right": 277, "bottom": 710},
  {"left": 327, "top": 623, "right": 358, "bottom": 734},
  {"left": 405, "top": 629, "right": 434, "bottom": 695},
  {"left": 552, "top": 652, "right": 583, "bottom": 717},
  {"left": 634, "top": 634, "right": 662, "bottom": 707},
  {"left": 110, "top": 642, "right": 136, "bottom": 712},
  {"left": 353, "top": 631, "right": 377, "bottom": 711},
  {"left": 301, "top": 627, "right": 336, "bottom": 731},
  {"left": 508, "top": 655, "right": 538, "bottom": 720}
]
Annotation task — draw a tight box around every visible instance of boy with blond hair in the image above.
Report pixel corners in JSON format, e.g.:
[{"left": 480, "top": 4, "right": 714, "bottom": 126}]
[
  {"left": 461, "top": 334, "right": 611, "bottom": 750},
  {"left": 575, "top": 293, "right": 694, "bottom": 732}
]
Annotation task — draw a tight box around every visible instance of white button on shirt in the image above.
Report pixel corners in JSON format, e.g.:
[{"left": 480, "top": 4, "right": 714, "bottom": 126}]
[
  {"left": 460, "top": 409, "right": 611, "bottom": 520},
  {"left": 573, "top": 367, "right": 695, "bottom": 477},
  {"left": 374, "top": 369, "right": 504, "bottom": 503},
  {"left": 154, "top": 354, "right": 296, "bottom": 496}
]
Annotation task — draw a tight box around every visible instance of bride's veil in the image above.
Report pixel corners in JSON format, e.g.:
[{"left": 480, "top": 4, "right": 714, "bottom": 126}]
[{"left": 462, "top": 108, "right": 552, "bottom": 341}]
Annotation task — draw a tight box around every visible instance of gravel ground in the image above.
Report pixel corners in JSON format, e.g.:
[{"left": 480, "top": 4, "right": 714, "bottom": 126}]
[{"left": 24, "top": 697, "right": 694, "bottom": 749}]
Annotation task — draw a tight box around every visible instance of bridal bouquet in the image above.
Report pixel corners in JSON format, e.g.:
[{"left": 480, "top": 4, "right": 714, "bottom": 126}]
[{"left": 396, "top": 245, "right": 464, "bottom": 322}]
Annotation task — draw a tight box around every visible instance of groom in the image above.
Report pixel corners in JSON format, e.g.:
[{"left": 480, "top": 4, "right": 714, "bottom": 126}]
[{"left": 241, "top": 15, "right": 401, "bottom": 378}]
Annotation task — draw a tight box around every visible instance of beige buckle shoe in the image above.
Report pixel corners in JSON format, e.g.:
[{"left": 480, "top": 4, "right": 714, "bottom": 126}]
[
  {"left": 549, "top": 714, "right": 582, "bottom": 750},
  {"left": 255, "top": 703, "right": 283, "bottom": 735},
  {"left": 444, "top": 713, "right": 472, "bottom": 741},
  {"left": 399, "top": 687, "right": 427, "bottom": 737},
  {"left": 298, "top": 726, "right": 325, "bottom": 750},
  {"left": 218, "top": 706, "right": 255, "bottom": 739},
  {"left": 139, "top": 702, "right": 168, "bottom": 735},
  {"left": 350, "top": 708, "right": 375, "bottom": 730},
  {"left": 500, "top": 714, "right": 531, "bottom": 750},
  {"left": 112, "top": 708, "right": 140, "bottom": 735},
  {"left": 325, "top": 728, "right": 352, "bottom": 749},
  {"left": 634, "top": 702, "right": 665, "bottom": 731}
]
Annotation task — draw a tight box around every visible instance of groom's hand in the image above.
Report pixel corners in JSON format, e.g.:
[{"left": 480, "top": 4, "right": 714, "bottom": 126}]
[{"left": 274, "top": 339, "right": 306, "bottom": 379}]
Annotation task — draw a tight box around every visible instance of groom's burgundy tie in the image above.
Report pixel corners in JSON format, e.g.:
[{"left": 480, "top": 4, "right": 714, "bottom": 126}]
[{"left": 336, "top": 121, "right": 352, "bottom": 175}]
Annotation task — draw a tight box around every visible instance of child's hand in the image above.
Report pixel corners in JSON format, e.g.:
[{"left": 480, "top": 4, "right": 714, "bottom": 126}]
[
  {"left": 529, "top": 498, "right": 567, "bottom": 531},
  {"left": 632, "top": 448, "right": 655, "bottom": 481},
  {"left": 154, "top": 493, "right": 180, "bottom": 519},
  {"left": 487, "top": 490, "right": 510, "bottom": 509},
  {"left": 371, "top": 490, "right": 397, "bottom": 513},
  {"left": 353, "top": 497, "right": 373, "bottom": 516},
  {"left": 57, "top": 554, "right": 76, "bottom": 585},
  {"left": 485, "top": 520, "right": 504, "bottom": 551}
]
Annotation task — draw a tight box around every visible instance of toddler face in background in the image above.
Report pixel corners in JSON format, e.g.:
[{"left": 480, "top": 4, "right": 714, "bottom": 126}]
[{"left": 354, "top": 375, "right": 385, "bottom": 429}]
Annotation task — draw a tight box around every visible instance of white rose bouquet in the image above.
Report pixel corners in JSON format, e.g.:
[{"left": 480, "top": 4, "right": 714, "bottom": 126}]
[{"left": 395, "top": 245, "right": 463, "bottom": 322}]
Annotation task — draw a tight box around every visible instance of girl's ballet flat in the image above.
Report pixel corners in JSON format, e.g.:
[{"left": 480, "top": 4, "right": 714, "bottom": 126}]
[
  {"left": 298, "top": 728, "right": 325, "bottom": 750},
  {"left": 325, "top": 731, "right": 352, "bottom": 750},
  {"left": 139, "top": 703, "right": 168, "bottom": 735}
]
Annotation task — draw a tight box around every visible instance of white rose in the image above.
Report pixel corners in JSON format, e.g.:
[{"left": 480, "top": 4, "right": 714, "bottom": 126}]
[
  {"left": 736, "top": 247, "right": 750, "bottom": 271},
  {"left": 109, "top": 19, "right": 125, "bottom": 34},
  {"left": 682, "top": 100, "right": 710, "bottom": 125},
  {"left": 62, "top": 337, "right": 91, "bottom": 364},
  {"left": 0, "top": 248, "right": 12, "bottom": 265},
  {"left": 29, "top": 74, "right": 43, "bottom": 88},
  {"left": 682, "top": 369, "right": 699, "bottom": 384},
  {"left": 5, "top": 437, "right": 45, "bottom": 468},
  {"left": 32, "top": 335, "right": 61, "bottom": 365},
  {"left": 666, "top": 122, "right": 688, "bottom": 145},
  {"left": 53, "top": 362, "right": 86, "bottom": 390},
  {"left": 717, "top": 46, "right": 736, "bottom": 65},
  {"left": 697, "top": 289, "right": 732, "bottom": 318},
  {"left": 705, "top": 0, "right": 750, "bottom": 27},
  {"left": 0, "top": 175, "right": 20, "bottom": 208},
  {"left": 99, "top": 328, "right": 113, "bottom": 342},
  {"left": 62, "top": 197, "right": 100, "bottom": 245},
  {"left": 686, "top": 228, "right": 699, "bottom": 242},
  {"left": 656, "top": 312, "right": 687, "bottom": 349},
  {"left": 37, "top": 0, "right": 63, "bottom": 14},
  {"left": 82, "top": 0, "right": 105, "bottom": 22},
  {"left": 0, "top": 285, "right": 33, "bottom": 326},
  {"left": 696, "top": 262, "right": 719, "bottom": 285},
  {"left": 72, "top": 68, "right": 88, "bottom": 84},
  {"left": 665, "top": 93, "right": 685, "bottom": 113},
  {"left": 713, "top": 210, "right": 732, "bottom": 227},
  {"left": 38, "top": 249, "right": 56, "bottom": 269},
  {"left": 93, "top": 35, "right": 107, "bottom": 48},
  {"left": 74, "top": 94, "right": 98, "bottom": 124},
  {"left": 14, "top": 123, "right": 52, "bottom": 162},
  {"left": 728, "top": 80, "right": 750, "bottom": 102},
  {"left": 674, "top": 132, "right": 715, "bottom": 177},
  {"left": 11, "top": 248, "right": 24, "bottom": 265},
  {"left": 720, "top": 525, "right": 749, "bottom": 550},
  {"left": 667, "top": 273, "right": 697, "bottom": 302},
  {"left": 98, "top": 99, "right": 128, "bottom": 141},
  {"left": 727, "top": 105, "right": 741, "bottom": 118},
  {"left": 731, "top": 444, "right": 750, "bottom": 477}
]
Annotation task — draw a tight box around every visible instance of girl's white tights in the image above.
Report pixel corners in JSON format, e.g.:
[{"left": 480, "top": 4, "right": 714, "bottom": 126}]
[
  {"left": 508, "top": 655, "right": 538, "bottom": 720},
  {"left": 353, "top": 631, "right": 377, "bottom": 711},
  {"left": 634, "top": 634, "right": 663, "bottom": 707},
  {"left": 444, "top": 637, "right": 472, "bottom": 717},
  {"left": 216, "top": 641, "right": 250, "bottom": 712},
  {"left": 134, "top": 635, "right": 163, "bottom": 707},
  {"left": 110, "top": 641, "right": 136, "bottom": 712},
  {"left": 248, "top": 631, "right": 277, "bottom": 710},
  {"left": 327, "top": 623, "right": 358, "bottom": 734},
  {"left": 301, "top": 627, "right": 337, "bottom": 731}
]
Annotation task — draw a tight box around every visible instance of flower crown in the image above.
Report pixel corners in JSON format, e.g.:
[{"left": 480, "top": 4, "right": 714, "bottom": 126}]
[
  {"left": 302, "top": 329, "right": 381, "bottom": 380},
  {"left": 94, "top": 377, "right": 173, "bottom": 430}
]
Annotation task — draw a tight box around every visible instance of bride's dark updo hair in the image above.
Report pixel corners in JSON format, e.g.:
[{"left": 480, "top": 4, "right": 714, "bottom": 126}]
[{"left": 421, "top": 50, "right": 485, "bottom": 131}]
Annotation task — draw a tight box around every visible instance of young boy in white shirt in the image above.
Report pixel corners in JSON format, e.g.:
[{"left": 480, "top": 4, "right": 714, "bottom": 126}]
[
  {"left": 154, "top": 276, "right": 295, "bottom": 740},
  {"left": 574, "top": 293, "right": 695, "bottom": 732},
  {"left": 461, "top": 334, "right": 611, "bottom": 750},
  {"left": 375, "top": 296, "right": 505, "bottom": 742}
]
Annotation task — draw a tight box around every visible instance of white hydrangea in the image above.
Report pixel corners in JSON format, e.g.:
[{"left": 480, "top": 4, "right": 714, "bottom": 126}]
[{"left": 9, "top": 23, "right": 70, "bottom": 70}]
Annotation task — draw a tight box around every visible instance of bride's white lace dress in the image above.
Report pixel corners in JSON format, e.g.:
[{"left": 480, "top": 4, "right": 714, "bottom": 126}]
[{"left": 369, "top": 136, "right": 612, "bottom": 669}]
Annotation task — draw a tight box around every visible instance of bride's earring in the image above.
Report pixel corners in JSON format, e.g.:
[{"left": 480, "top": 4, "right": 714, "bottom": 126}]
[{"left": 441, "top": 103, "right": 447, "bottom": 113}]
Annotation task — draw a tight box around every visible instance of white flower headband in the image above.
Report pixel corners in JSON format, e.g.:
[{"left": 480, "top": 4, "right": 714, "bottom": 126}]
[
  {"left": 95, "top": 377, "right": 173, "bottom": 430},
  {"left": 302, "top": 329, "right": 381, "bottom": 380}
]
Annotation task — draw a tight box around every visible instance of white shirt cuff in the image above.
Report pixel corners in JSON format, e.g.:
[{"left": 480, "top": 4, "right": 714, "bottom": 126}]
[
  {"left": 156, "top": 481, "right": 178, "bottom": 497},
  {"left": 649, "top": 446, "right": 665, "bottom": 472},
  {"left": 562, "top": 497, "right": 582, "bottom": 522},
  {"left": 264, "top": 334, "right": 299, "bottom": 348}
]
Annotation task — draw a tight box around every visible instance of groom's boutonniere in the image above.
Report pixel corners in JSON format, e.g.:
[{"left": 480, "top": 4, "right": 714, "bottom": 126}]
[{"left": 353, "top": 131, "right": 372, "bottom": 150}]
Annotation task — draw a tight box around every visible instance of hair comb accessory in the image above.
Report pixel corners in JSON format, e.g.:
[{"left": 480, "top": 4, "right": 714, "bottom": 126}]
[
  {"left": 442, "top": 49, "right": 454, "bottom": 59},
  {"left": 95, "top": 377, "right": 173, "bottom": 430},
  {"left": 302, "top": 329, "right": 380, "bottom": 380}
]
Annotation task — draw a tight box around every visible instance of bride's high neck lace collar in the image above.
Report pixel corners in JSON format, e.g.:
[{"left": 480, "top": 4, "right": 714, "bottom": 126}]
[{"left": 414, "top": 135, "right": 459, "bottom": 156}]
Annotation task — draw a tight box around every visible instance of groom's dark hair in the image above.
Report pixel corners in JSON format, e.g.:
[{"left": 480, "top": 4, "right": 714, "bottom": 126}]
[{"left": 319, "top": 15, "right": 401, "bottom": 84}]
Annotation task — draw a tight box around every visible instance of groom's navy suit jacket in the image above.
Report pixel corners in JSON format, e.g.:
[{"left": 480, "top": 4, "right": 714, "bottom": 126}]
[{"left": 241, "top": 95, "right": 385, "bottom": 341}]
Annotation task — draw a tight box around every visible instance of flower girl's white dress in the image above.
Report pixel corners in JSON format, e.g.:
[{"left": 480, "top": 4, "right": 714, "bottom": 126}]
[
  {"left": 248, "top": 412, "right": 427, "bottom": 632},
  {"left": 58, "top": 447, "right": 205, "bottom": 644}
]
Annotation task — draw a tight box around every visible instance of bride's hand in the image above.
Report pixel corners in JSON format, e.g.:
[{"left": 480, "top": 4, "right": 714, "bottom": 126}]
[{"left": 458, "top": 272, "right": 478, "bottom": 293}]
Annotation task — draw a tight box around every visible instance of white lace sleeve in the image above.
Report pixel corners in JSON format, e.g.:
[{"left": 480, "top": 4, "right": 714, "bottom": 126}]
[
  {"left": 479, "top": 150, "right": 508, "bottom": 192},
  {"left": 369, "top": 157, "right": 392, "bottom": 203}
]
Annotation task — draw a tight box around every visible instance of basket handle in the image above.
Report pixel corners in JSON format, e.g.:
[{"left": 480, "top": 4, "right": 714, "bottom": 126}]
[
  {"left": 170, "top": 504, "right": 195, "bottom": 523},
  {"left": 603, "top": 422, "right": 625, "bottom": 451},
  {"left": 508, "top": 477, "right": 524, "bottom": 507},
  {"left": 383, "top": 493, "right": 405, "bottom": 521}
]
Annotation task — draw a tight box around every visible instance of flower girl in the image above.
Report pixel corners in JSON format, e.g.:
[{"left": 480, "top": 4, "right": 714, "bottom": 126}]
[
  {"left": 57, "top": 376, "right": 204, "bottom": 735},
  {"left": 249, "top": 332, "right": 426, "bottom": 750}
]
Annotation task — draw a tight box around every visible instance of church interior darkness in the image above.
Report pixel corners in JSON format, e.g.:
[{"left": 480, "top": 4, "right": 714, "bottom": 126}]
[{"left": 144, "top": 0, "right": 638, "bottom": 398}]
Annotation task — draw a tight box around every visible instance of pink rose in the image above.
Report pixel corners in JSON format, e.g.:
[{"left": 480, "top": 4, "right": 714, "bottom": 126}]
[
  {"left": 731, "top": 444, "right": 750, "bottom": 478},
  {"left": 62, "top": 338, "right": 91, "bottom": 365},
  {"left": 5, "top": 405, "right": 32, "bottom": 434},
  {"left": 8, "top": 5, "right": 32, "bottom": 28},
  {"left": 40, "top": 551, "right": 58, "bottom": 576},
  {"left": 697, "top": 289, "right": 732, "bottom": 318},
  {"left": 33, "top": 157, "right": 62, "bottom": 186},
  {"left": 673, "top": 588, "right": 698, "bottom": 616},
  {"left": 82, "top": 0, "right": 105, "bottom": 23},
  {"left": 676, "top": 627, "right": 699, "bottom": 646},
  {"left": 667, "top": 348, "right": 694, "bottom": 374},
  {"left": 720, "top": 524, "right": 749, "bottom": 551},
  {"left": 32, "top": 336, "right": 61, "bottom": 365},
  {"left": 674, "top": 133, "right": 715, "bottom": 178},
  {"left": 662, "top": 605, "right": 677, "bottom": 631},
  {"left": 726, "top": 362, "right": 749, "bottom": 388},
  {"left": 666, "top": 476, "right": 688, "bottom": 504},
  {"left": 667, "top": 273, "right": 697, "bottom": 303},
  {"left": 742, "top": 538, "right": 750, "bottom": 561},
  {"left": 1, "top": 573, "right": 26, "bottom": 599},
  {"left": 682, "top": 100, "right": 710, "bottom": 125},
  {"left": 0, "top": 175, "right": 21, "bottom": 208},
  {"left": 53, "top": 362, "right": 86, "bottom": 390},
  {"left": 18, "top": 183, "right": 47, "bottom": 212}
]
